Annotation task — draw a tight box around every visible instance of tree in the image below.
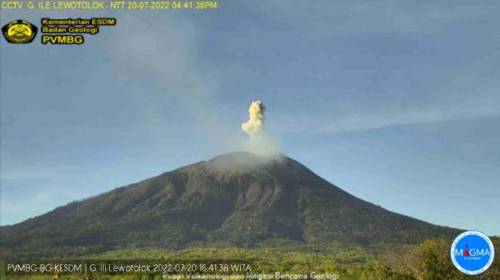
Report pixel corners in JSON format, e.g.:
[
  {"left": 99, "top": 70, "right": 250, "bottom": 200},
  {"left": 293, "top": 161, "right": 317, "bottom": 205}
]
[{"left": 414, "top": 239, "right": 465, "bottom": 280}]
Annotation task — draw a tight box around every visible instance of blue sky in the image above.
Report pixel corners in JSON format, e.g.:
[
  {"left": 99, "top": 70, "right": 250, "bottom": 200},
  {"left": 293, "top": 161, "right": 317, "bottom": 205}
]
[{"left": 1, "top": 1, "right": 499, "bottom": 235}]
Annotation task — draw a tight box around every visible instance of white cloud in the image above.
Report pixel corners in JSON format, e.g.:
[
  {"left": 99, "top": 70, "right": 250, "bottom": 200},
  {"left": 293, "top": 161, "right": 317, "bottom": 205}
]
[
  {"left": 108, "top": 15, "right": 201, "bottom": 88},
  {"left": 275, "top": 83, "right": 500, "bottom": 134},
  {"left": 321, "top": 105, "right": 500, "bottom": 134},
  {"left": 106, "top": 14, "right": 242, "bottom": 152}
]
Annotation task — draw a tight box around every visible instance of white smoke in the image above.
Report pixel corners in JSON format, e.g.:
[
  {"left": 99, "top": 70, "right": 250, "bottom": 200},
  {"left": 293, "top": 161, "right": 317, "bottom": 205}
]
[
  {"left": 241, "top": 100, "right": 281, "bottom": 157},
  {"left": 241, "top": 100, "right": 265, "bottom": 137}
]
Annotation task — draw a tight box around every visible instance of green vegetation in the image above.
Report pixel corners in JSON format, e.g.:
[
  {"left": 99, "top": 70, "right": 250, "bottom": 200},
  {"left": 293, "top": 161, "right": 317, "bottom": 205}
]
[
  {"left": 1, "top": 154, "right": 497, "bottom": 279},
  {"left": 2, "top": 238, "right": 498, "bottom": 280},
  {"left": 0, "top": 153, "right": 460, "bottom": 258}
]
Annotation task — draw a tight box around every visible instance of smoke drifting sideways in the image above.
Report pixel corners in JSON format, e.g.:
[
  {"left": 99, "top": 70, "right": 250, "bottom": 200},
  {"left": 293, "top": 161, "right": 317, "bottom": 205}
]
[{"left": 241, "top": 100, "right": 281, "bottom": 158}]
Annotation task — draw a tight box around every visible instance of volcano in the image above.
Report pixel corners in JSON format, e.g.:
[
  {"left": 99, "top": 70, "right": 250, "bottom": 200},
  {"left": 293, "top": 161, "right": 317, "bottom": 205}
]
[{"left": 0, "top": 152, "right": 459, "bottom": 257}]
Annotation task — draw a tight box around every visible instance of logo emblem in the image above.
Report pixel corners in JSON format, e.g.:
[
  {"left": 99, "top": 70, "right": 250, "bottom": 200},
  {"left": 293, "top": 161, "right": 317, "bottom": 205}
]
[
  {"left": 2, "top": 20, "right": 38, "bottom": 44},
  {"left": 450, "top": 230, "right": 495, "bottom": 275}
]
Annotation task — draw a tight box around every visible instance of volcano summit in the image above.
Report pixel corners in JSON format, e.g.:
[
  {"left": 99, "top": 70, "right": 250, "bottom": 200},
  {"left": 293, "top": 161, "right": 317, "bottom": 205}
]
[{"left": 0, "top": 152, "right": 459, "bottom": 257}]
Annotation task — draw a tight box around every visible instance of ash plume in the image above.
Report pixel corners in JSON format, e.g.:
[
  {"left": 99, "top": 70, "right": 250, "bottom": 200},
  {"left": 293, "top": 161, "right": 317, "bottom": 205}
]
[
  {"left": 241, "top": 100, "right": 265, "bottom": 137},
  {"left": 240, "top": 100, "right": 280, "bottom": 157}
]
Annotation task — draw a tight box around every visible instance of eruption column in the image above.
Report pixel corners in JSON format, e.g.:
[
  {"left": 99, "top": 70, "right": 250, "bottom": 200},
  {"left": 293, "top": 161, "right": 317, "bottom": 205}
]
[{"left": 241, "top": 100, "right": 265, "bottom": 137}]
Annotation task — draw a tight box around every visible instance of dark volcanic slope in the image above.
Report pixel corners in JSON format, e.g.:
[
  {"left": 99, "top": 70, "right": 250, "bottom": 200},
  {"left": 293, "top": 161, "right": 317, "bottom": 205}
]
[{"left": 0, "top": 152, "right": 459, "bottom": 256}]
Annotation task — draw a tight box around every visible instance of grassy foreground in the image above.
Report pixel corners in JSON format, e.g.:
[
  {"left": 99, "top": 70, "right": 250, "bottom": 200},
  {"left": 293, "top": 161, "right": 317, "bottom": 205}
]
[{"left": 2, "top": 238, "right": 499, "bottom": 280}]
